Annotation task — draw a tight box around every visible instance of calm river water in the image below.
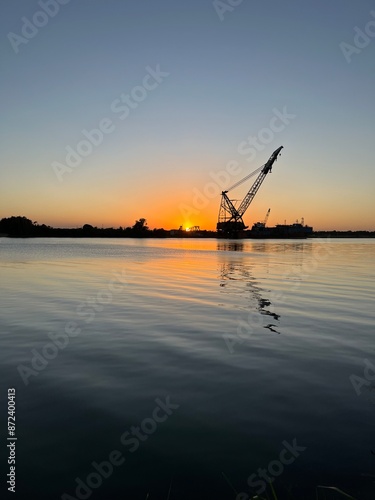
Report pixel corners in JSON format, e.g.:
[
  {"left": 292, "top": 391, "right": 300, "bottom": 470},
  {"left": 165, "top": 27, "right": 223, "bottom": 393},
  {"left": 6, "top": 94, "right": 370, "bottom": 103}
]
[{"left": 0, "top": 238, "right": 374, "bottom": 499}]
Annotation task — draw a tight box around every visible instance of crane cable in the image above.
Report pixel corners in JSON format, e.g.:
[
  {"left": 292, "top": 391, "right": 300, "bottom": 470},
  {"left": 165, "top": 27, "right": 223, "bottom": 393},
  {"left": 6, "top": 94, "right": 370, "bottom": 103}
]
[{"left": 226, "top": 165, "right": 264, "bottom": 192}]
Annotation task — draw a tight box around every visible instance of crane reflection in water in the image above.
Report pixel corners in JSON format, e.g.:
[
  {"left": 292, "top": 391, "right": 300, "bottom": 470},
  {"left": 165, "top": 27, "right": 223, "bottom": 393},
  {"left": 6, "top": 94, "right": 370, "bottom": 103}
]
[{"left": 217, "top": 241, "right": 280, "bottom": 334}]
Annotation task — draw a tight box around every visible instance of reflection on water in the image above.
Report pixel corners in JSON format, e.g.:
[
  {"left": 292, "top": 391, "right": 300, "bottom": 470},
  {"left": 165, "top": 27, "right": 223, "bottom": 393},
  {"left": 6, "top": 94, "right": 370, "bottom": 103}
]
[
  {"left": 1, "top": 238, "right": 375, "bottom": 499},
  {"left": 217, "top": 240, "right": 311, "bottom": 254},
  {"left": 218, "top": 242, "right": 281, "bottom": 333},
  {"left": 217, "top": 241, "right": 245, "bottom": 252}
]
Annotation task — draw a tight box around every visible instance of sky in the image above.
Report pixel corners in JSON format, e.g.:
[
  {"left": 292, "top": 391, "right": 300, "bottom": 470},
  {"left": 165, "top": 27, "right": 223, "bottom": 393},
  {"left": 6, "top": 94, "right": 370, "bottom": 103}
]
[{"left": 1, "top": 0, "right": 374, "bottom": 231}]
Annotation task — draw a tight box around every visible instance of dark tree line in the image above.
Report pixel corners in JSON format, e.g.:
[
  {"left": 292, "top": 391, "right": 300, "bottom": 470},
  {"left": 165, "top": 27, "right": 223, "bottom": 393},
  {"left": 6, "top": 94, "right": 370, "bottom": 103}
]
[
  {"left": 0, "top": 216, "right": 188, "bottom": 238},
  {"left": 0, "top": 216, "right": 373, "bottom": 238}
]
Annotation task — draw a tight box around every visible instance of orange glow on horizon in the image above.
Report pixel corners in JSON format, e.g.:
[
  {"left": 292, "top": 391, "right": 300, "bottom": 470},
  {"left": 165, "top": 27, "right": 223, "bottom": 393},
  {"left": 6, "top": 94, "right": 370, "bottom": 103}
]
[
  {"left": 1, "top": 154, "right": 374, "bottom": 232},
  {"left": 11, "top": 204, "right": 374, "bottom": 233}
]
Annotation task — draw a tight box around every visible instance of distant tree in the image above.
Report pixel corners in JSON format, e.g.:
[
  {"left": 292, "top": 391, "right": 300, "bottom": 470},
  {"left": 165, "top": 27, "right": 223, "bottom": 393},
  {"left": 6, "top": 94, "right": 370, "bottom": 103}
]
[
  {"left": 82, "top": 224, "right": 94, "bottom": 231},
  {"left": 132, "top": 218, "right": 149, "bottom": 231},
  {"left": 0, "top": 216, "right": 35, "bottom": 236}
]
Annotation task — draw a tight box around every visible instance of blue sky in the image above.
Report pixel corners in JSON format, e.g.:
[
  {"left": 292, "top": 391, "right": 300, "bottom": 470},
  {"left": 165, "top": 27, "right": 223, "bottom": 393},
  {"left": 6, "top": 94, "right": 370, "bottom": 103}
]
[{"left": 1, "top": 0, "right": 374, "bottom": 230}]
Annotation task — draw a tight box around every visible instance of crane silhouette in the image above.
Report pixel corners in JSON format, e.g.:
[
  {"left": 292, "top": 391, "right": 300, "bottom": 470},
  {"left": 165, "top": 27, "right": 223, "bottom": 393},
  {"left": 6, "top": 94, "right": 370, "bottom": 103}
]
[{"left": 217, "top": 146, "right": 283, "bottom": 235}]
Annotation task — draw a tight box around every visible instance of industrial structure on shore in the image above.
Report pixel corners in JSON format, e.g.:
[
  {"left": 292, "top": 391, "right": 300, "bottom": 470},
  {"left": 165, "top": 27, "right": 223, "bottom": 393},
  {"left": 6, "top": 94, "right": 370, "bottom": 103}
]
[{"left": 216, "top": 146, "right": 313, "bottom": 238}]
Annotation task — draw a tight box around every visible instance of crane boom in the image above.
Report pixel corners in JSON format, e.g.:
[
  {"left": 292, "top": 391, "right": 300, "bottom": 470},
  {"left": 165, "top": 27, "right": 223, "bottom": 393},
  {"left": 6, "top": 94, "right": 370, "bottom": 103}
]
[
  {"left": 263, "top": 208, "right": 271, "bottom": 225},
  {"left": 237, "top": 146, "right": 282, "bottom": 217},
  {"left": 217, "top": 146, "right": 283, "bottom": 234}
]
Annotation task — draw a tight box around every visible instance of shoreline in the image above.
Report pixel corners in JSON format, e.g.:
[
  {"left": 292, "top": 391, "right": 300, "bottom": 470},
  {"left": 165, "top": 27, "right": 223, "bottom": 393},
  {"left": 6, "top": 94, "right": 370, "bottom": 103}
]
[{"left": 1, "top": 231, "right": 374, "bottom": 239}]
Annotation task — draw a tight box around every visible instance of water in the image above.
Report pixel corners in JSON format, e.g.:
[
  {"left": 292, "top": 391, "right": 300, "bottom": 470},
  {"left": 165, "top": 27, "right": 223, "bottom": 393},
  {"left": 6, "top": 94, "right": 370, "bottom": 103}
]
[{"left": 0, "top": 237, "right": 374, "bottom": 500}]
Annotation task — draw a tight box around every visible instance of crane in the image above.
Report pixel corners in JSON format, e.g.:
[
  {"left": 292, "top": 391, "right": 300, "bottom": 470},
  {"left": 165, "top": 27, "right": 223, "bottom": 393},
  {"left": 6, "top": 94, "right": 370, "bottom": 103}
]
[
  {"left": 263, "top": 208, "right": 271, "bottom": 226},
  {"left": 217, "top": 146, "right": 283, "bottom": 234},
  {"left": 252, "top": 208, "right": 271, "bottom": 230}
]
